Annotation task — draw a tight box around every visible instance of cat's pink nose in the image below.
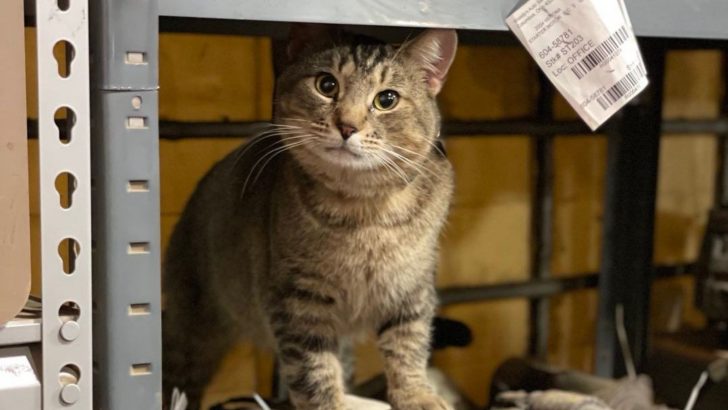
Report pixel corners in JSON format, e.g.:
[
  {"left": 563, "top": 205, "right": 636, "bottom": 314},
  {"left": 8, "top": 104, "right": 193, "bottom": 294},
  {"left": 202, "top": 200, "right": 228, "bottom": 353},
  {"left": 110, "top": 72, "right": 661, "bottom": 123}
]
[{"left": 337, "top": 123, "right": 358, "bottom": 140}]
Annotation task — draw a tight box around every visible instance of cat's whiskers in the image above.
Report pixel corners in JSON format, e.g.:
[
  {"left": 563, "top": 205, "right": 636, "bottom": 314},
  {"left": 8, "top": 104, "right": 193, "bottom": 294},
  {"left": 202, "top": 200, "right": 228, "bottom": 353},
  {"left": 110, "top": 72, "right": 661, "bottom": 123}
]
[
  {"left": 242, "top": 133, "right": 313, "bottom": 176},
  {"left": 278, "top": 117, "right": 321, "bottom": 131},
  {"left": 385, "top": 144, "right": 443, "bottom": 181},
  {"left": 232, "top": 125, "right": 306, "bottom": 166},
  {"left": 359, "top": 139, "right": 423, "bottom": 182},
  {"left": 232, "top": 131, "right": 305, "bottom": 176},
  {"left": 385, "top": 158, "right": 412, "bottom": 186},
  {"left": 279, "top": 117, "right": 334, "bottom": 133},
  {"left": 242, "top": 133, "right": 313, "bottom": 171},
  {"left": 375, "top": 144, "right": 437, "bottom": 182},
  {"left": 234, "top": 123, "right": 301, "bottom": 153},
  {"left": 240, "top": 135, "right": 317, "bottom": 198},
  {"left": 368, "top": 150, "right": 410, "bottom": 186},
  {"left": 381, "top": 148, "right": 429, "bottom": 180},
  {"left": 278, "top": 117, "right": 311, "bottom": 124},
  {"left": 391, "top": 33, "right": 415, "bottom": 63},
  {"left": 423, "top": 137, "right": 447, "bottom": 158},
  {"left": 251, "top": 137, "right": 317, "bottom": 185},
  {"left": 367, "top": 151, "right": 398, "bottom": 183}
]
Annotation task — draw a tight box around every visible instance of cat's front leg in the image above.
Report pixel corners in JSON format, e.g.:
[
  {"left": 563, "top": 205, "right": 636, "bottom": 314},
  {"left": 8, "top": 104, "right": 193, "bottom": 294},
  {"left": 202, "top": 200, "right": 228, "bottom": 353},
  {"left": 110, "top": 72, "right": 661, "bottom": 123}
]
[
  {"left": 377, "top": 300, "right": 453, "bottom": 410},
  {"left": 269, "top": 292, "right": 347, "bottom": 410}
]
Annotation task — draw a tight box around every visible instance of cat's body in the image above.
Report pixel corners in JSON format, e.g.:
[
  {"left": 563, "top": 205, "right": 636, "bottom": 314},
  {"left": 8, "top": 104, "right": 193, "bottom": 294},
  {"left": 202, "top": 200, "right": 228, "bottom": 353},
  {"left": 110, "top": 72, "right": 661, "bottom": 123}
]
[{"left": 163, "top": 27, "right": 458, "bottom": 410}]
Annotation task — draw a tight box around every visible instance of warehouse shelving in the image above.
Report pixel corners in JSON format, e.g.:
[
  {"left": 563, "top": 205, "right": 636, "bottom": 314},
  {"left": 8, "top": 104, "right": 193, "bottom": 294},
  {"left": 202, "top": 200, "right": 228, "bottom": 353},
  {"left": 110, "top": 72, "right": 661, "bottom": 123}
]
[{"left": 6, "top": 0, "right": 728, "bottom": 409}]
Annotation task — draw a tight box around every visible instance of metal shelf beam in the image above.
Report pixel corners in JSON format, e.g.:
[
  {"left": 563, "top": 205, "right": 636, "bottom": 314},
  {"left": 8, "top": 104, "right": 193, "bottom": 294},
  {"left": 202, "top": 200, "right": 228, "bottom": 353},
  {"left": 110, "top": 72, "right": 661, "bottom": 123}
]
[
  {"left": 158, "top": 0, "right": 728, "bottom": 40},
  {"left": 0, "top": 319, "right": 41, "bottom": 347}
]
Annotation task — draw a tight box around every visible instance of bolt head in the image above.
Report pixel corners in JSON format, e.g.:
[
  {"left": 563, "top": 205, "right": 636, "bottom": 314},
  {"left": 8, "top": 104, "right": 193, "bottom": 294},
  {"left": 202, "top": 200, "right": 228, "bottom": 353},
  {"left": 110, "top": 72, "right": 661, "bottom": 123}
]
[
  {"left": 60, "top": 383, "right": 80, "bottom": 404},
  {"left": 60, "top": 321, "right": 81, "bottom": 341}
]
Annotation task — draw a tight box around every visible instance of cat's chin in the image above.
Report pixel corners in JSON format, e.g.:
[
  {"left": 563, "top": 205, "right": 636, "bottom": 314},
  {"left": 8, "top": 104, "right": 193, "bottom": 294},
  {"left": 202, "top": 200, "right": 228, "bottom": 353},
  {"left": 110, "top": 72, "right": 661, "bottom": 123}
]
[
  {"left": 314, "top": 146, "right": 374, "bottom": 171},
  {"left": 294, "top": 144, "right": 380, "bottom": 175},
  {"left": 323, "top": 146, "right": 362, "bottom": 160}
]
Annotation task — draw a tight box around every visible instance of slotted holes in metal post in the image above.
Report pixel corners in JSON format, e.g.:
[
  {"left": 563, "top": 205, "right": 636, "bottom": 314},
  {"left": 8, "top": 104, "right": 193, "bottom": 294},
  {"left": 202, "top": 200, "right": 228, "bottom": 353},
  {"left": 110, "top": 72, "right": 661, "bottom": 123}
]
[
  {"left": 57, "top": 0, "right": 70, "bottom": 12},
  {"left": 52, "top": 40, "right": 75, "bottom": 78},
  {"left": 59, "top": 301, "right": 81, "bottom": 321},
  {"left": 59, "top": 301, "right": 82, "bottom": 342},
  {"left": 58, "top": 363, "right": 82, "bottom": 404},
  {"left": 127, "top": 180, "right": 149, "bottom": 193},
  {"left": 58, "top": 238, "right": 81, "bottom": 275},
  {"left": 126, "top": 116, "right": 148, "bottom": 129},
  {"left": 54, "top": 106, "right": 76, "bottom": 144},
  {"left": 128, "top": 303, "right": 151, "bottom": 316},
  {"left": 55, "top": 172, "right": 77, "bottom": 209},
  {"left": 59, "top": 364, "right": 80, "bottom": 385},
  {"left": 128, "top": 242, "right": 150, "bottom": 255},
  {"left": 125, "top": 52, "right": 147, "bottom": 65},
  {"left": 131, "top": 96, "right": 143, "bottom": 110},
  {"left": 130, "top": 363, "right": 152, "bottom": 376}
]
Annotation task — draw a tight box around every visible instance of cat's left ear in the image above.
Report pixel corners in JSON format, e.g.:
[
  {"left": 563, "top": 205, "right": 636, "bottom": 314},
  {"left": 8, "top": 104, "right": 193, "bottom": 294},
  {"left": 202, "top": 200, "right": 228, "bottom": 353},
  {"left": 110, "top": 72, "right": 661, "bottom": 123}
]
[
  {"left": 274, "top": 23, "right": 336, "bottom": 76},
  {"left": 403, "top": 29, "right": 458, "bottom": 95},
  {"left": 286, "top": 23, "right": 335, "bottom": 62}
]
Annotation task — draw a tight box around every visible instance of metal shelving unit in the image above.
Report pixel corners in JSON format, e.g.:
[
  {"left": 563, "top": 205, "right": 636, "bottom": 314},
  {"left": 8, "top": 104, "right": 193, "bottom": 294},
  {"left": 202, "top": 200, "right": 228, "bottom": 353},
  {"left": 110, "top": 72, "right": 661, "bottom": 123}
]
[
  {"left": 0, "top": 318, "right": 41, "bottom": 347},
  {"left": 11, "top": 0, "right": 728, "bottom": 409}
]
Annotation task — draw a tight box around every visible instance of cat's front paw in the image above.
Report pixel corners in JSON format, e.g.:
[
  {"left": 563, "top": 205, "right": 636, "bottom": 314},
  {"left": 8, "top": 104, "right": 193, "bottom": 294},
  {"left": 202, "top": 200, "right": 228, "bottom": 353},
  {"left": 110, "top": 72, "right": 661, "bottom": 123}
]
[{"left": 389, "top": 390, "right": 453, "bottom": 410}]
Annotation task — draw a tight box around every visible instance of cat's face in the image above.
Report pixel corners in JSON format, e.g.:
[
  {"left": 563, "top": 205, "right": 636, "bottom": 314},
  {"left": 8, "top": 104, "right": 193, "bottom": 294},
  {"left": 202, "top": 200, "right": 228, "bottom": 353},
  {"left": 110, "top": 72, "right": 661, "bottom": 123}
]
[{"left": 275, "top": 28, "right": 457, "bottom": 175}]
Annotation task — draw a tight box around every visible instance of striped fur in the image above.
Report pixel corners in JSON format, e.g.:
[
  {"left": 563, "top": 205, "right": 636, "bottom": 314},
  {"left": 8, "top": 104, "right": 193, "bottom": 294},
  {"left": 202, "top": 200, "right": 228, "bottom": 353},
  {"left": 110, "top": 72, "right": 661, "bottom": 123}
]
[{"left": 163, "top": 28, "right": 458, "bottom": 410}]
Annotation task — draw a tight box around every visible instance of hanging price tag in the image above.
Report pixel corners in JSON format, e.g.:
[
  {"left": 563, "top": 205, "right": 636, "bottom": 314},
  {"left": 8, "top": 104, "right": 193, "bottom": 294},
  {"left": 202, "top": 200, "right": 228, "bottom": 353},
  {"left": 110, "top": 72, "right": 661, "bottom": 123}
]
[{"left": 506, "top": 0, "right": 648, "bottom": 130}]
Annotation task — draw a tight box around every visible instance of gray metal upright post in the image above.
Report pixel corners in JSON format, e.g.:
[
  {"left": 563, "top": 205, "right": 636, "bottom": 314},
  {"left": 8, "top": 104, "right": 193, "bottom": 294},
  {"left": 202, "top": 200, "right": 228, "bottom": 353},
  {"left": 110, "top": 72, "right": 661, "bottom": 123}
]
[
  {"left": 595, "top": 44, "right": 666, "bottom": 378},
  {"left": 716, "top": 53, "right": 728, "bottom": 208},
  {"left": 90, "top": 1, "right": 162, "bottom": 409},
  {"left": 528, "top": 73, "right": 555, "bottom": 359}
]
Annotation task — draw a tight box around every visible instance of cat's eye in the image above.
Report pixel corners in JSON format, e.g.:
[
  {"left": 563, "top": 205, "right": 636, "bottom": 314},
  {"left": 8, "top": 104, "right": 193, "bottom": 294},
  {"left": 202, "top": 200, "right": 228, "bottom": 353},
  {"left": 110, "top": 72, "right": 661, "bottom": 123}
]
[
  {"left": 315, "top": 73, "right": 339, "bottom": 98},
  {"left": 373, "top": 90, "right": 399, "bottom": 111}
]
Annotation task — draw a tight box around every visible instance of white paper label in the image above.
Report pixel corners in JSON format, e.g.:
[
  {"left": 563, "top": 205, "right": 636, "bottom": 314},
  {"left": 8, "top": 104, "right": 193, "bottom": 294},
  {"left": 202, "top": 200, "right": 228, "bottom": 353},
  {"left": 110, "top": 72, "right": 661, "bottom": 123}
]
[
  {"left": 0, "top": 355, "right": 37, "bottom": 389},
  {"left": 346, "top": 395, "right": 391, "bottom": 409},
  {"left": 506, "top": 0, "right": 648, "bottom": 130}
]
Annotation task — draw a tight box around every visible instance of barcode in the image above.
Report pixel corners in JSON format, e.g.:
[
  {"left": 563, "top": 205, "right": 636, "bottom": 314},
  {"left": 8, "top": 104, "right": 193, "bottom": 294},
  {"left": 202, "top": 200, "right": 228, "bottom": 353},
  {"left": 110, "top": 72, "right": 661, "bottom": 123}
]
[
  {"left": 596, "top": 64, "right": 647, "bottom": 110},
  {"left": 571, "top": 27, "right": 629, "bottom": 80}
]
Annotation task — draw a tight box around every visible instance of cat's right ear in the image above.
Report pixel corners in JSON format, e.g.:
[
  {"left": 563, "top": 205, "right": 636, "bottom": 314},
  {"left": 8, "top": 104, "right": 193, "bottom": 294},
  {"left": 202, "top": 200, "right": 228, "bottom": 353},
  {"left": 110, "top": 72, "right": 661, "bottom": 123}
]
[{"left": 286, "top": 23, "right": 334, "bottom": 62}]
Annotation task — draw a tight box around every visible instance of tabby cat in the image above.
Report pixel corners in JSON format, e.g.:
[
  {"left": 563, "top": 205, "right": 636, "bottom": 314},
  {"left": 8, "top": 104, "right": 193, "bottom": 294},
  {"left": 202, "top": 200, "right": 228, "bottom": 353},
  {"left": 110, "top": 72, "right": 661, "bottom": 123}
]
[{"left": 163, "top": 25, "right": 458, "bottom": 410}]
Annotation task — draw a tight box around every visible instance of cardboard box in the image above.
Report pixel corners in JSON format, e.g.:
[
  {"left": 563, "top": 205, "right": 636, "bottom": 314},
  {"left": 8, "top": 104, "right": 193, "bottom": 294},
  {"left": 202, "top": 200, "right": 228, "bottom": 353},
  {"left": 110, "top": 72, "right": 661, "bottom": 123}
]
[
  {"left": 0, "top": 347, "right": 41, "bottom": 410},
  {"left": 0, "top": 0, "right": 32, "bottom": 324}
]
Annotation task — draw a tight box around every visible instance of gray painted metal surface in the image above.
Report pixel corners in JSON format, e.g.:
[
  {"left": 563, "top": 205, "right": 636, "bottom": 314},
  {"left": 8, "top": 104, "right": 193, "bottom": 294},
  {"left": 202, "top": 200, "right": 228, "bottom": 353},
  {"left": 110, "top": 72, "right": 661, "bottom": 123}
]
[
  {"left": 91, "top": 0, "right": 162, "bottom": 409},
  {"left": 92, "top": 92, "right": 162, "bottom": 410},
  {"left": 91, "top": 0, "right": 158, "bottom": 90},
  {"left": 158, "top": 0, "right": 516, "bottom": 29},
  {"left": 529, "top": 75, "right": 555, "bottom": 359},
  {"left": 626, "top": 0, "right": 728, "bottom": 41},
  {"left": 36, "top": 0, "right": 93, "bottom": 408},
  {"left": 595, "top": 46, "right": 665, "bottom": 377},
  {"left": 158, "top": 0, "right": 728, "bottom": 40}
]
